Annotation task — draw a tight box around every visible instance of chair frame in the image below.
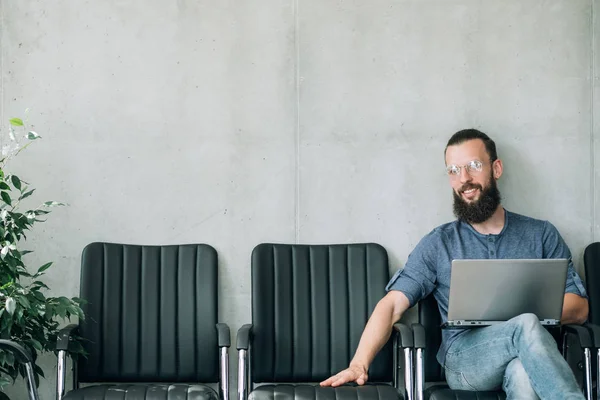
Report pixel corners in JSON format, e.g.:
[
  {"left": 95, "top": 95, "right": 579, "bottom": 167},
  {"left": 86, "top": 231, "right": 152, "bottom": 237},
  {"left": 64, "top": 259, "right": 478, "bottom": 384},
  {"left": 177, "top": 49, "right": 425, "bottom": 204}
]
[
  {"left": 55, "top": 324, "right": 230, "bottom": 400},
  {"left": 0, "top": 339, "right": 40, "bottom": 400},
  {"left": 237, "top": 323, "right": 415, "bottom": 400},
  {"left": 411, "top": 319, "right": 595, "bottom": 400}
]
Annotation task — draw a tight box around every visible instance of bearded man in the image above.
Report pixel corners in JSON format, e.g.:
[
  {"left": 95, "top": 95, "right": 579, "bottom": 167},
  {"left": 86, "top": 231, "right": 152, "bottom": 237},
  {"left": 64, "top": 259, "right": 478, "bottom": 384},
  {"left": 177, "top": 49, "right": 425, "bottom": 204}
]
[{"left": 320, "top": 129, "right": 588, "bottom": 399}]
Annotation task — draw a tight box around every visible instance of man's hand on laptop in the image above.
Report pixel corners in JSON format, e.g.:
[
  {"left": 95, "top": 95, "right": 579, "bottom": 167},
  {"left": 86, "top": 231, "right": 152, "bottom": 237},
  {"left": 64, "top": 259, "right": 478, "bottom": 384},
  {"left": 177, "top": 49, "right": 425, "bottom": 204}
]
[{"left": 320, "top": 364, "right": 368, "bottom": 387}]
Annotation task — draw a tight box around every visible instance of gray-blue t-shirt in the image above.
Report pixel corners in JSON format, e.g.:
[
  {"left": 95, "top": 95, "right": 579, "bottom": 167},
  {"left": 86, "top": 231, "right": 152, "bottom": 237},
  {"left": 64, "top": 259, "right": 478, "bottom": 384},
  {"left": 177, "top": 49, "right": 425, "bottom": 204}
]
[{"left": 385, "top": 210, "right": 588, "bottom": 366}]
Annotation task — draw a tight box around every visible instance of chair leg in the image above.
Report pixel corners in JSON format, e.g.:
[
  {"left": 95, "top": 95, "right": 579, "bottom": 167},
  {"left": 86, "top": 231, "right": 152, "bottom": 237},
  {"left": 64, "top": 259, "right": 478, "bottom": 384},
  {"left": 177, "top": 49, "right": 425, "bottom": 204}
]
[
  {"left": 24, "top": 362, "right": 40, "bottom": 400},
  {"left": 403, "top": 348, "right": 413, "bottom": 400},
  {"left": 583, "top": 348, "right": 593, "bottom": 400},
  {"left": 238, "top": 349, "right": 248, "bottom": 400},
  {"left": 219, "top": 347, "right": 229, "bottom": 400},
  {"left": 596, "top": 349, "right": 600, "bottom": 399},
  {"left": 414, "top": 348, "right": 423, "bottom": 400}
]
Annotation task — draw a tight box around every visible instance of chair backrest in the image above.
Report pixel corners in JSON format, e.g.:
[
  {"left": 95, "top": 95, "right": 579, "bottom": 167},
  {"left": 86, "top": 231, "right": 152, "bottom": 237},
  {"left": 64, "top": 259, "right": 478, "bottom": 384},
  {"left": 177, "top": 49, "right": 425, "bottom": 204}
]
[
  {"left": 584, "top": 242, "right": 600, "bottom": 324},
  {"left": 250, "top": 243, "right": 393, "bottom": 383},
  {"left": 77, "top": 242, "right": 219, "bottom": 383},
  {"left": 418, "top": 294, "right": 444, "bottom": 382}
]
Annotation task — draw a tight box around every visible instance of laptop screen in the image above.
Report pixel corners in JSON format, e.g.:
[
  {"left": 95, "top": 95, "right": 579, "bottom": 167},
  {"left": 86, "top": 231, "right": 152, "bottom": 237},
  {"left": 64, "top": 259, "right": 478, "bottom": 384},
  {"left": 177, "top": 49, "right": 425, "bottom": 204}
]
[{"left": 446, "top": 259, "right": 568, "bottom": 324}]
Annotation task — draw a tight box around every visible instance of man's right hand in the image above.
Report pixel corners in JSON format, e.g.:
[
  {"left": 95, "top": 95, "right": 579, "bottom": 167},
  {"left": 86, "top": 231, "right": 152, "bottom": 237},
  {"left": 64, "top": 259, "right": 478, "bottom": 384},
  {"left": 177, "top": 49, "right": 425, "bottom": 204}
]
[{"left": 319, "top": 364, "right": 369, "bottom": 387}]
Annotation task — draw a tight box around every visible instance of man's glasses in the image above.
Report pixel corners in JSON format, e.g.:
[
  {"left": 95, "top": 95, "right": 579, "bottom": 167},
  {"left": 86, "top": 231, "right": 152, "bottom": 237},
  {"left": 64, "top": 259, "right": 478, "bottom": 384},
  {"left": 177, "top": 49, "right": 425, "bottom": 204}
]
[{"left": 445, "top": 160, "right": 487, "bottom": 177}]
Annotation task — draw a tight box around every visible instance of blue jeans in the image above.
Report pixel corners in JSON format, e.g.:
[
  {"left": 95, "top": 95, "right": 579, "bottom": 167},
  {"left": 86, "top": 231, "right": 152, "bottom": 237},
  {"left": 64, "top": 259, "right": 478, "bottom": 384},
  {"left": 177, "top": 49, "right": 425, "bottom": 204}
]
[{"left": 443, "top": 313, "right": 584, "bottom": 399}]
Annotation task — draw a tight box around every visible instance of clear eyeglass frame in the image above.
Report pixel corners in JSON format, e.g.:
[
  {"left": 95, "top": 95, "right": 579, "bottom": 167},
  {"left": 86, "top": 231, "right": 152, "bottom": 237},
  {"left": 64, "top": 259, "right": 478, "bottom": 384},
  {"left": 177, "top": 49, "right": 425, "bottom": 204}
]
[{"left": 445, "top": 160, "right": 484, "bottom": 177}]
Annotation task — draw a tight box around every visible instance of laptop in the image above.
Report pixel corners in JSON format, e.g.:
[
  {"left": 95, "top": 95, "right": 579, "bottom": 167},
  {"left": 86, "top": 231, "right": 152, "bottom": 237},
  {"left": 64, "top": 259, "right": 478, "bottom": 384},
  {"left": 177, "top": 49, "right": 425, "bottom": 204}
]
[{"left": 442, "top": 259, "right": 568, "bottom": 329}]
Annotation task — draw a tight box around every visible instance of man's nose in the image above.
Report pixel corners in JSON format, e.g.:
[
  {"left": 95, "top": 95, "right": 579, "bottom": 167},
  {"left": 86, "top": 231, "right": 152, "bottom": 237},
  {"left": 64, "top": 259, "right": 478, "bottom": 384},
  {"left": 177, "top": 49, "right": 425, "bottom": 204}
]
[{"left": 459, "top": 167, "right": 472, "bottom": 183}]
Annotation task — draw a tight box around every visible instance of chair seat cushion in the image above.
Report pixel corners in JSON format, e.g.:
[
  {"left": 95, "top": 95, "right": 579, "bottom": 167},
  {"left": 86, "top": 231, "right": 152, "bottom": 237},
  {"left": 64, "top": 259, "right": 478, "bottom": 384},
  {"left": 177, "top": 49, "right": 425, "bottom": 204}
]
[
  {"left": 249, "top": 384, "right": 402, "bottom": 400},
  {"left": 425, "top": 384, "right": 505, "bottom": 400},
  {"left": 63, "top": 383, "right": 219, "bottom": 400}
]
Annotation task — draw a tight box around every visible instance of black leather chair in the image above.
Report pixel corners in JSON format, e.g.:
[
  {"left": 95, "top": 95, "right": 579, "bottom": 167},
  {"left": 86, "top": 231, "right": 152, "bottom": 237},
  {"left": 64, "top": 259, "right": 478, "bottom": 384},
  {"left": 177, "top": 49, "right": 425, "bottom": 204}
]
[
  {"left": 584, "top": 242, "right": 600, "bottom": 399},
  {"left": 0, "top": 339, "right": 40, "bottom": 400},
  {"left": 412, "top": 294, "right": 594, "bottom": 400},
  {"left": 585, "top": 243, "right": 600, "bottom": 325},
  {"left": 236, "top": 243, "right": 414, "bottom": 400},
  {"left": 56, "top": 243, "right": 230, "bottom": 400}
]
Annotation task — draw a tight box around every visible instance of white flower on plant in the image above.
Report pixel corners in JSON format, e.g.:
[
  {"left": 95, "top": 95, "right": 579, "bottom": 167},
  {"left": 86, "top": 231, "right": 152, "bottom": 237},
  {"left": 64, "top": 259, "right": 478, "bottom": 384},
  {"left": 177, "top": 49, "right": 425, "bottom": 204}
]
[
  {"left": 5, "top": 297, "right": 16, "bottom": 315},
  {"left": 8, "top": 127, "right": 15, "bottom": 142},
  {"left": 0, "top": 243, "right": 16, "bottom": 259},
  {"left": 0, "top": 210, "right": 7, "bottom": 221},
  {"left": 1, "top": 145, "right": 11, "bottom": 157}
]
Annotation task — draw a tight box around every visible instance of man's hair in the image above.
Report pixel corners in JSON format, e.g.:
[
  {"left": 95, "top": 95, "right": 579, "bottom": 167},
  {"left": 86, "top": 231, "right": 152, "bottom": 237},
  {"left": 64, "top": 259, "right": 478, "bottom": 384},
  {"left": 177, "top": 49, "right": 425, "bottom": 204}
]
[{"left": 444, "top": 129, "right": 498, "bottom": 162}]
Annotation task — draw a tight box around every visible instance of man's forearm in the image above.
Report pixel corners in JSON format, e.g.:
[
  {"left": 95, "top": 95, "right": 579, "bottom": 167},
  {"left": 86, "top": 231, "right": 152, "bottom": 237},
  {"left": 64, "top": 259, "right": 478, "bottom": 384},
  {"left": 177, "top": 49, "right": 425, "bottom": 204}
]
[
  {"left": 350, "top": 292, "right": 410, "bottom": 370},
  {"left": 562, "top": 293, "right": 588, "bottom": 325}
]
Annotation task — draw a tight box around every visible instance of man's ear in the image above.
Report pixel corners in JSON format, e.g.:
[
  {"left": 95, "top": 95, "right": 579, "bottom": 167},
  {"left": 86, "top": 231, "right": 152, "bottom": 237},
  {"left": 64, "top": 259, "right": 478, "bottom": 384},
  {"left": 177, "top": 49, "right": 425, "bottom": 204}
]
[{"left": 493, "top": 159, "right": 503, "bottom": 179}]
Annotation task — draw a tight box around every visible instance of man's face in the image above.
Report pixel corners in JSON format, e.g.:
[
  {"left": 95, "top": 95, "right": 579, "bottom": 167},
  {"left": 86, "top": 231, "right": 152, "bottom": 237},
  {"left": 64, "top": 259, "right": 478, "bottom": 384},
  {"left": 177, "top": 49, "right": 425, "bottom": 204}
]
[{"left": 445, "top": 139, "right": 502, "bottom": 223}]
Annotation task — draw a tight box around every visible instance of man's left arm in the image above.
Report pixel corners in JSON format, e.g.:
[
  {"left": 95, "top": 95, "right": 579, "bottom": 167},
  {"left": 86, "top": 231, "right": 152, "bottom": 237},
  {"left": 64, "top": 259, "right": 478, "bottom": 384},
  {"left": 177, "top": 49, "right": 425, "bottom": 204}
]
[
  {"left": 543, "top": 221, "right": 589, "bottom": 324},
  {"left": 562, "top": 293, "right": 588, "bottom": 325}
]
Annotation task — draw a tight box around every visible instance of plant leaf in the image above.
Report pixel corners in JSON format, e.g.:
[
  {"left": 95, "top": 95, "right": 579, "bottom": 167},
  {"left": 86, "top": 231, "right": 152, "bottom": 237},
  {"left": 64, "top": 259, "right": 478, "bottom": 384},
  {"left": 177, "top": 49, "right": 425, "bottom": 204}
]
[
  {"left": 8, "top": 118, "right": 23, "bottom": 127},
  {"left": 10, "top": 176, "right": 21, "bottom": 191},
  {"left": 27, "top": 131, "right": 40, "bottom": 140},
  {"left": 36, "top": 262, "right": 52, "bottom": 274},
  {"left": 43, "top": 201, "right": 65, "bottom": 207},
  {"left": 0, "top": 192, "right": 11, "bottom": 206},
  {"left": 28, "top": 339, "right": 42, "bottom": 351},
  {"left": 16, "top": 295, "right": 29, "bottom": 309},
  {"left": 19, "top": 189, "right": 35, "bottom": 201}
]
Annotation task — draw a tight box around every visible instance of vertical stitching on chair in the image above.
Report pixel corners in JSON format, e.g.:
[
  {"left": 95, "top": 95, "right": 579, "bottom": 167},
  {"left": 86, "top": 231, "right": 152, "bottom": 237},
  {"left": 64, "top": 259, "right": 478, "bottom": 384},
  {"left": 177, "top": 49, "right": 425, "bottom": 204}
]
[
  {"left": 308, "top": 246, "right": 313, "bottom": 379},
  {"left": 137, "top": 245, "right": 142, "bottom": 377},
  {"left": 101, "top": 243, "right": 106, "bottom": 376},
  {"left": 365, "top": 244, "right": 369, "bottom": 311},
  {"left": 158, "top": 245, "right": 162, "bottom": 376},
  {"left": 346, "top": 245, "right": 351, "bottom": 364},
  {"left": 291, "top": 245, "right": 296, "bottom": 378},
  {"left": 272, "top": 244, "right": 277, "bottom": 381},
  {"left": 327, "top": 245, "right": 333, "bottom": 375},
  {"left": 175, "top": 245, "right": 180, "bottom": 378},
  {"left": 364, "top": 245, "right": 369, "bottom": 343},
  {"left": 119, "top": 244, "right": 124, "bottom": 377},
  {"left": 363, "top": 246, "right": 376, "bottom": 380},
  {"left": 194, "top": 245, "right": 199, "bottom": 378}
]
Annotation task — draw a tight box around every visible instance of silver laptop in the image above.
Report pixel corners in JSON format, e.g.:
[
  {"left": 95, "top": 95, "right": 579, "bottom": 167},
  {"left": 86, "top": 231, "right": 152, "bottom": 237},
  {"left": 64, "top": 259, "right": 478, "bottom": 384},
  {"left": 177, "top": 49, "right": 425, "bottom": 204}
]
[{"left": 442, "top": 259, "right": 568, "bottom": 329}]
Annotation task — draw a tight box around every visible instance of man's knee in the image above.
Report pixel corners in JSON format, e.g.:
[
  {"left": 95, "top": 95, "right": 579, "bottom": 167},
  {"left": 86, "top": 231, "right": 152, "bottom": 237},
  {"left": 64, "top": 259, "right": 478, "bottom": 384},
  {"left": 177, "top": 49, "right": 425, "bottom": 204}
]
[
  {"left": 509, "top": 313, "right": 554, "bottom": 346},
  {"left": 510, "top": 313, "right": 543, "bottom": 332}
]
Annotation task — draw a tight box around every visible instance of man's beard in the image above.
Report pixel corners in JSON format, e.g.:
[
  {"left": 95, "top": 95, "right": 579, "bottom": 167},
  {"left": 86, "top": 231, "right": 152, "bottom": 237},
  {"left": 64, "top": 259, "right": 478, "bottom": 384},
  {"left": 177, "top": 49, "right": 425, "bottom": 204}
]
[{"left": 452, "top": 174, "right": 502, "bottom": 224}]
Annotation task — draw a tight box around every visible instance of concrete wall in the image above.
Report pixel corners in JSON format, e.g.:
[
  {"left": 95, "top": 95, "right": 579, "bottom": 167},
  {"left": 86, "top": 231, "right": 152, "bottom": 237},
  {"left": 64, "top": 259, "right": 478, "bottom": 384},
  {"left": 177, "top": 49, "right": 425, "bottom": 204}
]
[{"left": 0, "top": 0, "right": 597, "bottom": 398}]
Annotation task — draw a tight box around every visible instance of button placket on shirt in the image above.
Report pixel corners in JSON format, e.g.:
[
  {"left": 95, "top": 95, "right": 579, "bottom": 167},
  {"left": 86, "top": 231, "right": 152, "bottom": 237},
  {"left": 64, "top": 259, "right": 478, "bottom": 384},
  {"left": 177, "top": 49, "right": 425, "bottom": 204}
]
[{"left": 487, "top": 236, "right": 496, "bottom": 258}]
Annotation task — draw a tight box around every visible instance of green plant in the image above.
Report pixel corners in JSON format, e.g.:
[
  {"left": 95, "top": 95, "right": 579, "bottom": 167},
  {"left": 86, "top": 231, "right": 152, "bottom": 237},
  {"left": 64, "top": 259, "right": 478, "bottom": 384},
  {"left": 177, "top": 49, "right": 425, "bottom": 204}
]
[{"left": 0, "top": 116, "right": 84, "bottom": 395}]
